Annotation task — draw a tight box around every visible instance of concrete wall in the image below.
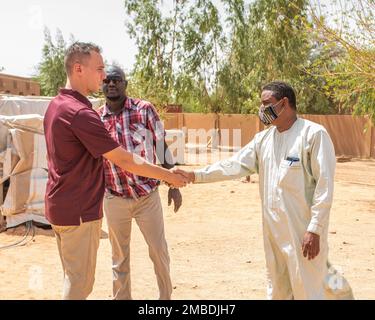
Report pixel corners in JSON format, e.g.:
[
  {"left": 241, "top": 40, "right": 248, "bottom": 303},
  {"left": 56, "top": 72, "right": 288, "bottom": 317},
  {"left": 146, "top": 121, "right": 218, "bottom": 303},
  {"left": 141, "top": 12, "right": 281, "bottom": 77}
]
[
  {"left": 163, "top": 113, "right": 374, "bottom": 158},
  {"left": 300, "top": 115, "right": 372, "bottom": 158},
  {"left": 163, "top": 113, "right": 182, "bottom": 130},
  {"left": 218, "top": 114, "right": 260, "bottom": 148}
]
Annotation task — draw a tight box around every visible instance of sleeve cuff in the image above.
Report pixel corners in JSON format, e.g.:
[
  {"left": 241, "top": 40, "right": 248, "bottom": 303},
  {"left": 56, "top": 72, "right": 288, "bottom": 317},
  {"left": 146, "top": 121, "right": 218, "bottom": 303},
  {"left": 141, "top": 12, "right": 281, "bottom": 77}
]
[
  {"left": 307, "top": 221, "right": 323, "bottom": 236},
  {"left": 193, "top": 170, "right": 204, "bottom": 183}
]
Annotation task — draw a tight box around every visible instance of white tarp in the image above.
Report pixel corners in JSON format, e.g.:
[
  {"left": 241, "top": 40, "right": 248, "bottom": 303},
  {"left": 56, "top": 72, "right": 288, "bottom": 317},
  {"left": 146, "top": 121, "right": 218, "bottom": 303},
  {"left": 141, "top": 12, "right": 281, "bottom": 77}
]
[
  {"left": 0, "top": 96, "right": 49, "bottom": 152},
  {"left": 0, "top": 95, "right": 103, "bottom": 150},
  {"left": 0, "top": 96, "right": 80, "bottom": 228},
  {"left": 0, "top": 112, "right": 48, "bottom": 227}
]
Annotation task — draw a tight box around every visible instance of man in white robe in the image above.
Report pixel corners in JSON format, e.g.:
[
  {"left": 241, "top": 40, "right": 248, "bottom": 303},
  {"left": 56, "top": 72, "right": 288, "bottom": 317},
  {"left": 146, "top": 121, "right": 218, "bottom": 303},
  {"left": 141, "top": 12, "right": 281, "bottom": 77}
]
[{"left": 176, "top": 81, "right": 353, "bottom": 300}]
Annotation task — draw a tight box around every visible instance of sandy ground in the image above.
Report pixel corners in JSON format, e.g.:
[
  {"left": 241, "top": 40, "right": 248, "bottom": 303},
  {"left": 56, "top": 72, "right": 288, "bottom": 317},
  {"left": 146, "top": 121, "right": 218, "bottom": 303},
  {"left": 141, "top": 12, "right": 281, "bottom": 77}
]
[{"left": 0, "top": 159, "right": 374, "bottom": 300}]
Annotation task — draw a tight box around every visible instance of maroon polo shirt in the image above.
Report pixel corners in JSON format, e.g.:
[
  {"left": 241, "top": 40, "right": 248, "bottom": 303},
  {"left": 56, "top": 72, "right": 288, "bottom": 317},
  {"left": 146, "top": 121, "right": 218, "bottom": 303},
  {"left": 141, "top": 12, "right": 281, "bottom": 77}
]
[{"left": 43, "top": 89, "right": 119, "bottom": 226}]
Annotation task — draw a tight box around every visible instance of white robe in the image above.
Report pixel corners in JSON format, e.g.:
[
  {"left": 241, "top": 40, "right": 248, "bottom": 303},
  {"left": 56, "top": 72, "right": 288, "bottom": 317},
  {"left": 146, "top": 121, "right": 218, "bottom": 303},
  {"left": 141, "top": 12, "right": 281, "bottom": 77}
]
[{"left": 194, "top": 118, "right": 353, "bottom": 299}]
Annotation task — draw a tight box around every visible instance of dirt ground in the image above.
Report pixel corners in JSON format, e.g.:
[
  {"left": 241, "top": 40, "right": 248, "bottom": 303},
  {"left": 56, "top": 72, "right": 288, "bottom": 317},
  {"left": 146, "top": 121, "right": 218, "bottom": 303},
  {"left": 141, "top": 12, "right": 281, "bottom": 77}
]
[{"left": 0, "top": 159, "right": 374, "bottom": 300}]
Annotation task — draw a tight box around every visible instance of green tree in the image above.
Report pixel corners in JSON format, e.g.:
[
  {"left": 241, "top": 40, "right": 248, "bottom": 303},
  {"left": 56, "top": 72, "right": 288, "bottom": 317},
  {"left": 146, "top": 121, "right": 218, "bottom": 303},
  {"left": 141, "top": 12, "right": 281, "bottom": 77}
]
[
  {"left": 219, "top": 0, "right": 332, "bottom": 114},
  {"left": 218, "top": 0, "right": 250, "bottom": 113},
  {"left": 175, "top": 0, "right": 226, "bottom": 113},
  {"left": 35, "top": 28, "right": 69, "bottom": 96},
  {"left": 124, "top": 0, "right": 182, "bottom": 109},
  {"left": 124, "top": 0, "right": 225, "bottom": 113},
  {"left": 308, "top": 0, "right": 375, "bottom": 122},
  {"left": 125, "top": 0, "right": 374, "bottom": 117}
]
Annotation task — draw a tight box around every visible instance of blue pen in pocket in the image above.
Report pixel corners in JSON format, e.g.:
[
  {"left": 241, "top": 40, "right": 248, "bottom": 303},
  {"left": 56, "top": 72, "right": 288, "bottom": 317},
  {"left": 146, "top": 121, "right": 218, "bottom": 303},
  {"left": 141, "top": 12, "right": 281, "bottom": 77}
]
[{"left": 286, "top": 156, "right": 300, "bottom": 166}]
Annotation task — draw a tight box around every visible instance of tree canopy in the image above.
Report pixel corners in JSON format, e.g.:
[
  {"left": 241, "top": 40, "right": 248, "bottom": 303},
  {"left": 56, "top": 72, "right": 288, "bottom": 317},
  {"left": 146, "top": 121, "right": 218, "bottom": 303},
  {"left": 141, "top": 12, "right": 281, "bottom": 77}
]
[
  {"left": 35, "top": 28, "right": 70, "bottom": 96},
  {"left": 34, "top": 1, "right": 374, "bottom": 122},
  {"left": 124, "top": 0, "right": 374, "bottom": 120}
]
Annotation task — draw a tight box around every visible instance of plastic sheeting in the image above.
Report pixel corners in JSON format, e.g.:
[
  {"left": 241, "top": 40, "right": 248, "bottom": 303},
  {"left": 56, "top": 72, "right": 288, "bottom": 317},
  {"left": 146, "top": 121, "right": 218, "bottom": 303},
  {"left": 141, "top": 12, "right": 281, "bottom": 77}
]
[
  {"left": 0, "top": 115, "right": 48, "bottom": 227},
  {"left": 0, "top": 96, "right": 48, "bottom": 228},
  {"left": 0, "top": 96, "right": 103, "bottom": 228},
  {"left": 0, "top": 96, "right": 49, "bottom": 152}
]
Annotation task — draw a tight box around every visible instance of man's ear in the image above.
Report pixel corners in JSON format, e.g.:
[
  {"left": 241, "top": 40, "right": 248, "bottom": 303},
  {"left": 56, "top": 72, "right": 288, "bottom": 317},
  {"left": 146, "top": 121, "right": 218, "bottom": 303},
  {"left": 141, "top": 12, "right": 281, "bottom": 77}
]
[
  {"left": 124, "top": 79, "right": 128, "bottom": 89},
  {"left": 73, "top": 63, "right": 82, "bottom": 75},
  {"left": 283, "top": 97, "right": 290, "bottom": 108}
]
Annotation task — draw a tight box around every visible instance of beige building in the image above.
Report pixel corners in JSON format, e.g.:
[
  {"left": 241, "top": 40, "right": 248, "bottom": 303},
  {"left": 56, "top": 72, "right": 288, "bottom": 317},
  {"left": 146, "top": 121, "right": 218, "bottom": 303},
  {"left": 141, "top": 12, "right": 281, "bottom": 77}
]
[{"left": 0, "top": 73, "right": 40, "bottom": 96}]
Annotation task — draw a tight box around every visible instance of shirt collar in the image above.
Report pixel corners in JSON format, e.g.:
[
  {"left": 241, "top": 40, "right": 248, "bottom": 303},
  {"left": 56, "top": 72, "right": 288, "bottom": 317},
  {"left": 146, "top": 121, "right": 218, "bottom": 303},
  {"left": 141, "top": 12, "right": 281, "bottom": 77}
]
[
  {"left": 59, "top": 88, "right": 92, "bottom": 108},
  {"left": 102, "top": 96, "right": 132, "bottom": 117}
]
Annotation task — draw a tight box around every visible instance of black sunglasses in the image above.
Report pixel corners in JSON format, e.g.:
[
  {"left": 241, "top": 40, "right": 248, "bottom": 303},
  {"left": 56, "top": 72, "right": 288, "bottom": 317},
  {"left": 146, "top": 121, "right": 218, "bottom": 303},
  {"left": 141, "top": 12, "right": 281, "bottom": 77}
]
[{"left": 103, "top": 77, "right": 124, "bottom": 85}]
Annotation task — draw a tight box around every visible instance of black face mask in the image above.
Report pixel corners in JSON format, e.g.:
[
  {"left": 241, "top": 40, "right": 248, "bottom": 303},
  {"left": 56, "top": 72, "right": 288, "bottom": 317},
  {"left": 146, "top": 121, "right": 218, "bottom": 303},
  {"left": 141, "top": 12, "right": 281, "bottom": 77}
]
[{"left": 258, "top": 99, "right": 285, "bottom": 126}]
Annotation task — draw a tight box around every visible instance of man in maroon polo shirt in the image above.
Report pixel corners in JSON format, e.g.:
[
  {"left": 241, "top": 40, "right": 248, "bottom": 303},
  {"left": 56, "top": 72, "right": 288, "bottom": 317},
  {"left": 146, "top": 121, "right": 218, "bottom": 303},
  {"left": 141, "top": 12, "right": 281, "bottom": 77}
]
[{"left": 44, "top": 42, "right": 187, "bottom": 300}]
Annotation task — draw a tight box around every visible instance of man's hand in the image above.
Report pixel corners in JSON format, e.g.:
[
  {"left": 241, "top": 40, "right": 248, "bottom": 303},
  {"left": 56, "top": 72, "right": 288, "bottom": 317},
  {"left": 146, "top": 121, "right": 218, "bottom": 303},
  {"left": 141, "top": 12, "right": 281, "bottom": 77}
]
[
  {"left": 172, "top": 168, "right": 195, "bottom": 183},
  {"left": 302, "top": 231, "right": 320, "bottom": 260},
  {"left": 103, "top": 147, "right": 188, "bottom": 188},
  {"left": 166, "top": 170, "right": 188, "bottom": 188},
  {"left": 168, "top": 188, "right": 182, "bottom": 213}
]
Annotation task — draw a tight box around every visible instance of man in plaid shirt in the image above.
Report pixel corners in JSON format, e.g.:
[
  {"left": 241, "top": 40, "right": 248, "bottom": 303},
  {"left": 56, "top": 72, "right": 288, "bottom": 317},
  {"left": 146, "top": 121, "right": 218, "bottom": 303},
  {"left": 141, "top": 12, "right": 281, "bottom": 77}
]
[{"left": 98, "top": 65, "right": 182, "bottom": 300}]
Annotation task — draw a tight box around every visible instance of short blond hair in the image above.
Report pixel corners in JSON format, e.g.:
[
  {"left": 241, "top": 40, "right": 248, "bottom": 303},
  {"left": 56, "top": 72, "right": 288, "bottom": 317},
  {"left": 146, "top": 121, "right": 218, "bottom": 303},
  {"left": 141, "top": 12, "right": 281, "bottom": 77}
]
[{"left": 64, "top": 41, "right": 102, "bottom": 75}]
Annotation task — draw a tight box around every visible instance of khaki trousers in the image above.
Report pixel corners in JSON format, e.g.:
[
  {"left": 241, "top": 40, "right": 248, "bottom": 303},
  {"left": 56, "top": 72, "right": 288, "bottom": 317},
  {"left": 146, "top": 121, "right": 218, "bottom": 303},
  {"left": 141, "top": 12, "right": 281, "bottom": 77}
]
[
  {"left": 52, "top": 218, "right": 102, "bottom": 300},
  {"left": 103, "top": 189, "right": 172, "bottom": 300}
]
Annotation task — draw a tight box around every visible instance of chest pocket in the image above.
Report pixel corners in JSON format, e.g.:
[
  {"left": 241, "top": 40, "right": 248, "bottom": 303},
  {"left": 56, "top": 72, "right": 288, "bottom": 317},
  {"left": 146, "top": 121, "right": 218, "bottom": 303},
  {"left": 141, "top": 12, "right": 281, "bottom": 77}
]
[{"left": 278, "top": 159, "right": 305, "bottom": 194}]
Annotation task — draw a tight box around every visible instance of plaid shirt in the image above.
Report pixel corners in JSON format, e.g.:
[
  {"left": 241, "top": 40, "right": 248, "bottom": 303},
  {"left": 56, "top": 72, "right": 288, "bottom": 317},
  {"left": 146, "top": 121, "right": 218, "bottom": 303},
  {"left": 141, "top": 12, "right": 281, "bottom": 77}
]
[{"left": 97, "top": 97, "right": 165, "bottom": 199}]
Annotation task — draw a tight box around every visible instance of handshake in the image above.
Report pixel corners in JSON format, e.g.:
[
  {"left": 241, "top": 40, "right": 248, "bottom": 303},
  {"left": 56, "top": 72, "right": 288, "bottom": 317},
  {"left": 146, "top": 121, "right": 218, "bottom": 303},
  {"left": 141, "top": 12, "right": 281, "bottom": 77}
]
[{"left": 165, "top": 168, "right": 195, "bottom": 188}]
